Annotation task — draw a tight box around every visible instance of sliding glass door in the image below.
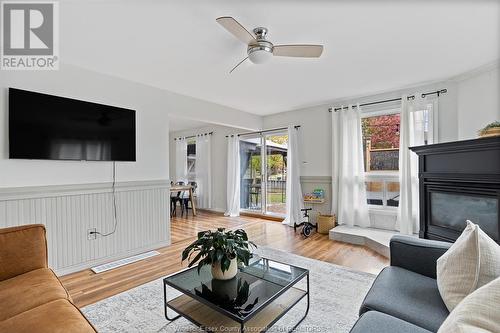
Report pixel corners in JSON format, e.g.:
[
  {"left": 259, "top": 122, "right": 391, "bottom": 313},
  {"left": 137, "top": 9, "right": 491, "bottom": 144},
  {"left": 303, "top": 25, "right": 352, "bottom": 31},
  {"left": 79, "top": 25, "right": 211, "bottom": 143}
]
[
  {"left": 240, "top": 132, "right": 288, "bottom": 216},
  {"left": 240, "top": 136, "right": 262, "bottom": 212},
  {"left": 265, "top": 134, "right": 288, "bottom": 215}
]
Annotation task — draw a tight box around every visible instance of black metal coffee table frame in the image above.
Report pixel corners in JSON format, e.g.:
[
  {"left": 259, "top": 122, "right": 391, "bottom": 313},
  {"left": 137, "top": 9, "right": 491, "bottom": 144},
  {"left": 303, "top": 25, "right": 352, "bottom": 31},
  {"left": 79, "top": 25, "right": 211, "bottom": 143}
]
[{"left": 163, "top": 257, "right": 309, "bottom": 333}]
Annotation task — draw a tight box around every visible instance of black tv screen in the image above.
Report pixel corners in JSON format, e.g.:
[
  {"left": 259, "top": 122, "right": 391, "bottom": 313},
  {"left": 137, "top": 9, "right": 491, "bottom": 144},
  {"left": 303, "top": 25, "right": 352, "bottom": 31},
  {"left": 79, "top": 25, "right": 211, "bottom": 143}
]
[{"left": 9, "top": 88, "right": 136, "bottom": 161}]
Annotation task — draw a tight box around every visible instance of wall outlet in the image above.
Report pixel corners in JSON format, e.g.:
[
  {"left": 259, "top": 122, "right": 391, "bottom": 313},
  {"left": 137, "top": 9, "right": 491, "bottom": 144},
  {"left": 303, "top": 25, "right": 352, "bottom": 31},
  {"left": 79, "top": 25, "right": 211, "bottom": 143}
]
[{"left": 87, "top": 228, "right": 97, "bottom": 240}]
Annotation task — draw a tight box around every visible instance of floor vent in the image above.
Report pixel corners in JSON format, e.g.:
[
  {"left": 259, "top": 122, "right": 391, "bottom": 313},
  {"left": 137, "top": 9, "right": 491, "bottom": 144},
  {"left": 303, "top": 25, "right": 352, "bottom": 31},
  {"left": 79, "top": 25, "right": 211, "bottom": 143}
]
[{"left": 91, "top": 250, "right": 160, "bottom": 274}]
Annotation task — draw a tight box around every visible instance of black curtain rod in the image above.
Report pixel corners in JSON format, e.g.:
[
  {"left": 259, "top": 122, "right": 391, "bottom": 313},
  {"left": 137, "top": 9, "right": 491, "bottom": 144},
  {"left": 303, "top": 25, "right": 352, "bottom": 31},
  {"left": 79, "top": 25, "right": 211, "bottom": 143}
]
[
  {"left": 328, "top": 89, "right": 447, "bottom": 112},
  {"left": 226, "top": 125, "right": 301, "bottom": 138},
  {"left": 174, "top": 131, "right": 213, "bottom": 140}
]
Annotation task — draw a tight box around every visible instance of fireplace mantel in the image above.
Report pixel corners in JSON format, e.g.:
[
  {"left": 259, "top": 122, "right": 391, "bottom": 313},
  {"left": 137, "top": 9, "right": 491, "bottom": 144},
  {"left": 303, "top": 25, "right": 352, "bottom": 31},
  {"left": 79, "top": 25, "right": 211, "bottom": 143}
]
[{"left": 410, "top": 137, "right": 500, "bottom": 244}]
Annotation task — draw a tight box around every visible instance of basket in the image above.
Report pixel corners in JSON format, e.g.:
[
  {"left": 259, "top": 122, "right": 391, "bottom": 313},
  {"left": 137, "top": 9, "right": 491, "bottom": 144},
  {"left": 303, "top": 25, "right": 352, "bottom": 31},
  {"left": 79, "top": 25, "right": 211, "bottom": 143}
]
[{"left": 317, "top": 214, "right": 336, "bottom": 234}]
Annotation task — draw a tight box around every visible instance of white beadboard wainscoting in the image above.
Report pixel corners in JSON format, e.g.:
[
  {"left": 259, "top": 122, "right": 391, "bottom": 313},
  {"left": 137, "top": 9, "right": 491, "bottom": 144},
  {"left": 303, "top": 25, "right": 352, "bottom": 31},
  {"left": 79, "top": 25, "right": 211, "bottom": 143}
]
[{"left": 0, "top": 180, "right": 170, "bottom": 276}]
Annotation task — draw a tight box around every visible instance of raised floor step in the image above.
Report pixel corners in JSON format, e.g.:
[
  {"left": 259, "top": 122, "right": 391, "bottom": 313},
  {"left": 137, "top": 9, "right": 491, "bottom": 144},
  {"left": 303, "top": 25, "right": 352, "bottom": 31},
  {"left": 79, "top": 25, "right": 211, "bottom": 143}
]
[{"left": 329, "top": 226, "right": 415, "bottom": 258}]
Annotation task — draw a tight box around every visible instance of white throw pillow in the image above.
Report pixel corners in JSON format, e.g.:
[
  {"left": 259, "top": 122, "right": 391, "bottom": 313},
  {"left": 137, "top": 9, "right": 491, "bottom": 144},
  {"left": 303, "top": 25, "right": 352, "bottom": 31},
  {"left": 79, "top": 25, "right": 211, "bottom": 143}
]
[
  {"left": 437, "top": 220, "right": 500, "bottom": 311},
  {"left": 438, "top": 277, "right": 500, "bottom": 333}
]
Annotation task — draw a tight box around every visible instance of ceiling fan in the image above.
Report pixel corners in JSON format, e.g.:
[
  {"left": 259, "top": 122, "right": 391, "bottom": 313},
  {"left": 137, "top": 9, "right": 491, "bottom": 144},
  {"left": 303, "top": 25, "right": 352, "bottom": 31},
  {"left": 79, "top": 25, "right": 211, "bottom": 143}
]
[{"left": 216, "top": 16, "right": 324, "bottom": 73}]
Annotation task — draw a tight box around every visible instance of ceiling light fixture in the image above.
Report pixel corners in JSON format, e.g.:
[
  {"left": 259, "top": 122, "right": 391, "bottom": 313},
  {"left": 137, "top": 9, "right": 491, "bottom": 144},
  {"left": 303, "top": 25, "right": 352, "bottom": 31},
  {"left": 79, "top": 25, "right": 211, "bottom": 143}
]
[{"left": 216, "top": 17, "right": 324, "bottom": 73}]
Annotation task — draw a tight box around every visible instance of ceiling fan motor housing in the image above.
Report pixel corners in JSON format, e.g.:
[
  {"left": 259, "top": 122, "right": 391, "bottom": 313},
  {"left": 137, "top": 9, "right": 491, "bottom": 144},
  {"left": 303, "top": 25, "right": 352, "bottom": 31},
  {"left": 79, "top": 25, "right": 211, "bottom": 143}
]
[
  {"left": 248, "top": 27, "right": 273, "bottom": 64},
  {"left": 215, "top": 17, "right": 324, "bottom": 72}
]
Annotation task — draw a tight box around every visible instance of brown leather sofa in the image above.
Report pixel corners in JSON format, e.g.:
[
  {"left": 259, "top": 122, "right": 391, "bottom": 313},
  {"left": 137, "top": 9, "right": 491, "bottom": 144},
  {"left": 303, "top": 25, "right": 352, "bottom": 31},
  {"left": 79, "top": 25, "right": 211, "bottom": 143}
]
[{"left": 0, "top": 224, "right": 96, "bottom": 332}]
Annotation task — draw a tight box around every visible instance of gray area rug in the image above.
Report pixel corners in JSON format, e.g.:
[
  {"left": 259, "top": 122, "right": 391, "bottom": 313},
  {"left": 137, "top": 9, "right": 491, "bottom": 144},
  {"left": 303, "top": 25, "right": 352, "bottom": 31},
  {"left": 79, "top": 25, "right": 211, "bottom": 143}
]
[{"left": 83, "top": 247, "right": 375, "bottom": 333}]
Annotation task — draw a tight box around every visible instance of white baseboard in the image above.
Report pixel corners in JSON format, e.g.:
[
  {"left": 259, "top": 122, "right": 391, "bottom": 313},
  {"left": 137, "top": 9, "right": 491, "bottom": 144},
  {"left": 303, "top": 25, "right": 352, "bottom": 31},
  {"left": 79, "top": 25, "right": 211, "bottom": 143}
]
[
  {"left": 198, "top": 208, "right": 225, "bottom": 214},
  {"left": 55, "top": 240, "right": 171, "bottom": 276},
  {"left": 91, "top": 250, "right": 161, "bottom": 273}
]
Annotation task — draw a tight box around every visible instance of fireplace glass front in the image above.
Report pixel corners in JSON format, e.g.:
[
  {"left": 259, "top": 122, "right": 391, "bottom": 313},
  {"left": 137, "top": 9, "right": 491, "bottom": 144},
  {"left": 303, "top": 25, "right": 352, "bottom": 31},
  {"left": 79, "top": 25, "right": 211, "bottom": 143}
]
[{"left": 430, "top": 191, "right": 499, "bottom": 241}]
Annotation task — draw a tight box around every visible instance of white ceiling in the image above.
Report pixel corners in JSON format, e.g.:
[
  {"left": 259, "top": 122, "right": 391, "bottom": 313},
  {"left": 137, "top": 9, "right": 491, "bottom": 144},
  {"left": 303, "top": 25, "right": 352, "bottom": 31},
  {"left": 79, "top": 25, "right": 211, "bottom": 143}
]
[{"left": 61, "top": 0, "right": 499, "bottom": 115}]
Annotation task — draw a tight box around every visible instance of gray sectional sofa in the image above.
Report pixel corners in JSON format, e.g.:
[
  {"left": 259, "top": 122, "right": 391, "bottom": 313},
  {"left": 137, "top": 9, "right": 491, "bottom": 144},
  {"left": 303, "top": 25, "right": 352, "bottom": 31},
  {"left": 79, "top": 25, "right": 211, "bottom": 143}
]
[{"left": 350, "top": 235, "right": 453, "bottom": 333}]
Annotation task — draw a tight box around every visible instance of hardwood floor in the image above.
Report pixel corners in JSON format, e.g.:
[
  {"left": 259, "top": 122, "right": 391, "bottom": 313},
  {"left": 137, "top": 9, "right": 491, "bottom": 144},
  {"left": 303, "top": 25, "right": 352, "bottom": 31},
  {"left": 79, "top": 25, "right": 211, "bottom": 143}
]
[{"left": 60, "top": 210, "right": 388, "bottom": 308}]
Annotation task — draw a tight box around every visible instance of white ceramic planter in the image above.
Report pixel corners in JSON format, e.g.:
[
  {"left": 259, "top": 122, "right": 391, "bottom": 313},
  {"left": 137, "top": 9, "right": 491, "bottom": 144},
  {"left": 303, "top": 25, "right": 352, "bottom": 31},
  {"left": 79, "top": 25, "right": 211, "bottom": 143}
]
[{"left": 211, "top": 258, "right": 238, "bottom": 280}]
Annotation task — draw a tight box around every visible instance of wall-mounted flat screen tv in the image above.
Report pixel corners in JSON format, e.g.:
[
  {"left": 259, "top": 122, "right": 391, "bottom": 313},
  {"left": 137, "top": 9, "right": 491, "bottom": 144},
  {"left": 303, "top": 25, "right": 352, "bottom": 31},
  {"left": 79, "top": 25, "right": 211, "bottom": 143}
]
[{"left": 9, "top": 88, "right": 136, "bottom": 161}]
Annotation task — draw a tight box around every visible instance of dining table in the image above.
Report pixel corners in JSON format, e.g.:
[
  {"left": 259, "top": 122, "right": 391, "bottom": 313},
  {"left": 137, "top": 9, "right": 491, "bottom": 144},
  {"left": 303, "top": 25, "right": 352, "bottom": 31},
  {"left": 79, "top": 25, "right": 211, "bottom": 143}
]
[{"left": 170, "top": 185, "right": 197, "bottom": 216}]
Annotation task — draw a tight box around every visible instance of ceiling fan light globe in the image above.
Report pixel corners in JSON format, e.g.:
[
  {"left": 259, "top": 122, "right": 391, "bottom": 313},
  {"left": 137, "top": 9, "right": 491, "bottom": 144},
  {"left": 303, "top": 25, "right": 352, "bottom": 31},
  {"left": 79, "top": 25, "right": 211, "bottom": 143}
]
[{"left": 248, "top": 47, "right": 273, "bottom": 64}]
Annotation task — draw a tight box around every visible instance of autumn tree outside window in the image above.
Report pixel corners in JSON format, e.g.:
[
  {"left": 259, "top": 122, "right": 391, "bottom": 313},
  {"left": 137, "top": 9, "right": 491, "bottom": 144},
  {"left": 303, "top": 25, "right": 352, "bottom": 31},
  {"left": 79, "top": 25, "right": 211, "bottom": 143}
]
[{"left": 362, "top": 111, "right": 401, "bottom": 207}]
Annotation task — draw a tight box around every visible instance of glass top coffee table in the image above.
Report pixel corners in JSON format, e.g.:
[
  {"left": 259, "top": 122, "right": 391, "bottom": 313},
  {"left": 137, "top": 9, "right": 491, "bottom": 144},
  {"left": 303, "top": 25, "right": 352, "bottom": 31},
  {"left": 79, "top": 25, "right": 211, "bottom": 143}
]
[{"left": 163, "top": 256, "right": 309, "bottom": 333}]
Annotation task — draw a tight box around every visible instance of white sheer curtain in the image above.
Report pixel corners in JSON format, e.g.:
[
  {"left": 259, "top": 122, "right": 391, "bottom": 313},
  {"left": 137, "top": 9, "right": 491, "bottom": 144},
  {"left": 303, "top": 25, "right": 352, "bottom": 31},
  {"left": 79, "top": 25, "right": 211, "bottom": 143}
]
[
  {"left": 175, "top": 138, "right": 187, "bottom": 182},
  {"left": 195, "top": 135, "right": 212, "bottom": 209},
  {"left": 397, "top": 93, "right": 434, "bottom": 234},
  {"left": 332, "top": 104, "right": 370, "bottom": 228},
  {"left": 283, "top": 126, "right": 304, "bottom": 227},
  {"left": 225, "top": 135, "right": 240, "bottom": 217}
]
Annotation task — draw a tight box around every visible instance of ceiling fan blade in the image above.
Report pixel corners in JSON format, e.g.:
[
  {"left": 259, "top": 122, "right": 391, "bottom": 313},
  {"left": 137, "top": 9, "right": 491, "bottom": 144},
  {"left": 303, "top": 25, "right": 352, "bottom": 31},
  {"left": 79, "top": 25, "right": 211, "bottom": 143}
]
[
  {"left": 273, "top": 45, "right": 324, "bottom": 58},
  {"left": 229, "top": 56, "right": 249, "bottom": 74},
  {"left": 216, "top": 16, "right": 256, "bottom": 45}
]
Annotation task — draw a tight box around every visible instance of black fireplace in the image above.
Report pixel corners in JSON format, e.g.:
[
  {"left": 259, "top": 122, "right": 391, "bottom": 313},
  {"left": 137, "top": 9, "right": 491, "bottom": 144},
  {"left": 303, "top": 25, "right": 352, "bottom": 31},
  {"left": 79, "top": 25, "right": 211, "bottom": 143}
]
[{"left": 410, "top": 137, "right": 500, "bottom": 244}]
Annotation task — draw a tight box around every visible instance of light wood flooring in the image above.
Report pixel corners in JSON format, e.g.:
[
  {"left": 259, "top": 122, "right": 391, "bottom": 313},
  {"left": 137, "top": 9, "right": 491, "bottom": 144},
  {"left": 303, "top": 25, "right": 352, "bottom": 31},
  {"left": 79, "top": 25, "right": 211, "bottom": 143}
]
[{"left": 60, "top": 210, "right": 388, "bottom": 308}]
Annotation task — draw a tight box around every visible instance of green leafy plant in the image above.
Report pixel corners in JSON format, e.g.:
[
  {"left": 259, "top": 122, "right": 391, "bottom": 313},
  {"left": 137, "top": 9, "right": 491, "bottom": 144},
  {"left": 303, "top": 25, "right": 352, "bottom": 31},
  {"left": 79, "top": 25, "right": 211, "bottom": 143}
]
[
  {"left": 479, "top": 121, "right": 500, "bottom": 135},
  {"left": 181, "top": 228, "right": 256, "bottom": 273}
]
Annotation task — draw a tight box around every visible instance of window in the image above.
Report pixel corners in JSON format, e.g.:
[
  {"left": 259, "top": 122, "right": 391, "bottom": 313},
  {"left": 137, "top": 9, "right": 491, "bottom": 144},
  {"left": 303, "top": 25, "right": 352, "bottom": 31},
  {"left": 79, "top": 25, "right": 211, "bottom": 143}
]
[
  {"left": 412, "top": 102, "right": 435, "bottom": 146},
  {"left": 362, "top": 111, "right": 400, "bottom": 208},
  {"left": 362, "top": 113, "right": 400, "bottom": 172},
  {"left": 186, "top": 139, "right": 196, "bottom": 181},
  {"left": 360, "top": 99, "right": 436, "bottom": 210}
]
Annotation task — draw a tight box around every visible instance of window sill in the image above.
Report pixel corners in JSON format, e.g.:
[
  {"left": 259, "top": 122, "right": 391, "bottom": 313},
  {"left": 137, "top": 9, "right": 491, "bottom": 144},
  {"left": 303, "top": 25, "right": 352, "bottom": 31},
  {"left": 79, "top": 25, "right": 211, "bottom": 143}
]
[
  {"left": 365, "top": 172, "right": 399, "bottom": 179},
  {"left": 368, "top": 207, "right": 398, "bottom": 216}
]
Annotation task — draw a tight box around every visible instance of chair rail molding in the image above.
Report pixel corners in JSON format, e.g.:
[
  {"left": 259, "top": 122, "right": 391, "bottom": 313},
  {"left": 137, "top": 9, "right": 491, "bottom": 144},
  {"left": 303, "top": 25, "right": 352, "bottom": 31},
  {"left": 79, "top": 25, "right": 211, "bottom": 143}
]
[
  {"left": 300, "top": 176, "right": 332, "bottom": 183},
  {"left": 0, "top": 180, "right": 171, "bottom": 276}
]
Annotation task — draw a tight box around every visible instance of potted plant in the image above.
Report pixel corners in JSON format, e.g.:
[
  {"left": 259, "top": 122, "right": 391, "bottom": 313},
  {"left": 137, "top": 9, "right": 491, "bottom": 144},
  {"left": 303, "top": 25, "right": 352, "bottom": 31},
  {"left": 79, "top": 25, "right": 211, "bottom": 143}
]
[
  {"left": 181, "top": 228, "right": 256, "bottom": 280},
  {"left": 478, "top": 121, "right": 500, "bottom": 138}
]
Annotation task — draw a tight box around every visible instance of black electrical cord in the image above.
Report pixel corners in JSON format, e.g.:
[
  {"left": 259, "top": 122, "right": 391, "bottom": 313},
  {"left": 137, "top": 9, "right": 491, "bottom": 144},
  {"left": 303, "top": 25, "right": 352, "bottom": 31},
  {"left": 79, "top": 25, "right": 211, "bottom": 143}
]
[{"left": 91, "top": 161, "right": 118, "bottom": 237}]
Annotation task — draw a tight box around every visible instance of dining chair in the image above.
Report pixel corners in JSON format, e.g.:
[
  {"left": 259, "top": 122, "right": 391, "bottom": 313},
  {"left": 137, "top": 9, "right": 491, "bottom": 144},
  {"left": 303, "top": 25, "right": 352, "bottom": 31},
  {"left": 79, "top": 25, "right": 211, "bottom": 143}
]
[
  {"left": 181, "top": 181, "right": 197, "bottom": 217},
  {"left": 170, "top": 181, "right": 184, "bottom": 217}
]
